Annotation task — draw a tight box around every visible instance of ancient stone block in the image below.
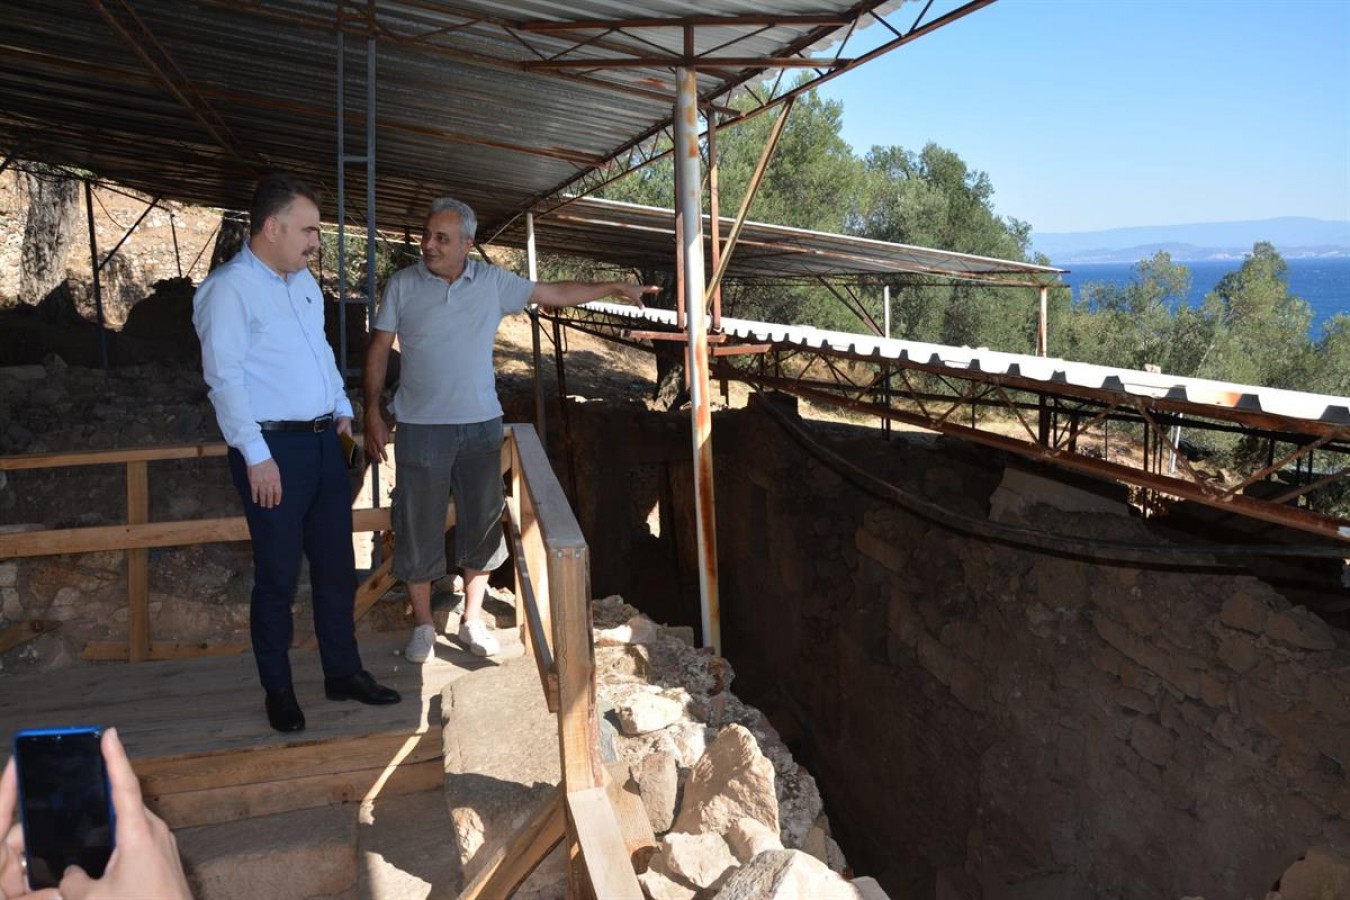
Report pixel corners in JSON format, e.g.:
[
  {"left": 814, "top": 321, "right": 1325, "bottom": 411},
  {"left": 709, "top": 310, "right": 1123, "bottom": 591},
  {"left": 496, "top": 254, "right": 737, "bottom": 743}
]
[
  {"left": 1275, "top": 845, "right": 1350, "bottom": 900},
  {"left": 856, "top": 526, "right": 907, "bottom": 574},
  {"left": 1265, "top": 608, "right": 1337, "bottom": 652},
  {"left": 1220, "top": 594, "right": 1269, "bottom": 635},
  {"left": 1091, "top": 643, "right": 1124, "bottom": 676},
  {"left": 714, "top": 849, "right": 862, "bottom": 900},
  {"left": 1216, "top": 630, "right": 1259, "bottom": 674},
  {"left": 1092, "top": 611, "right": 1135, "bottom": 656},
  {"left": 727, "top": 816, "right": 784, "bottom": 863},
  {"left": 671, "top": 724, "right": 779, "bottom": 838},
  {"left": 0, "top": 561, "right": 17, "bottom": 587},
  {"left": 1199, "top": 672, "right": 1229, "bottom": 710},
  {"left": 916, "top": 632, "right": 954, "bottom": 686},
  {"left": 949, "top": 658, "right": 985, "bottom": 713},
  {"left": 619, "top": 692, "right": 687, "bottom": 736},
  {"left": 659, "top": 831, "right": 737, "bottom": 891},
  {"left": 1308, "top": 673, "right": 1349, "bottom": 723},
  {"left": 1129, "top": 716, "right": 1176, "bottom": 766},
  {"left": 638, "top": 866, "right": 696, "bottom": 900},
  {"left": 1115, "top": 685, "right": 1155, "bottom": 715},
  {"left": 639, "top": 750, "right": 679, "bottom": 834}
]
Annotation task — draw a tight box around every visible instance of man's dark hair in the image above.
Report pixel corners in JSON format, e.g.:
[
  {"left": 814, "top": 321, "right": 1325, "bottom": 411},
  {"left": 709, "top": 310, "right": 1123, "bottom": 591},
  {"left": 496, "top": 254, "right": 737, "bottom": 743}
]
[{"left": 249, "top": 173, "right": 320, "bottom": 236}]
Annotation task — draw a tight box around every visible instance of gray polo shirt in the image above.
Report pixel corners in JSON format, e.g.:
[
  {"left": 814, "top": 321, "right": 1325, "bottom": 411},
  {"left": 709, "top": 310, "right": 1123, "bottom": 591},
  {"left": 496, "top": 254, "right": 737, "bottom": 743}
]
[{"left": 373, "top": 259, "right": 534, "bottom": 425}]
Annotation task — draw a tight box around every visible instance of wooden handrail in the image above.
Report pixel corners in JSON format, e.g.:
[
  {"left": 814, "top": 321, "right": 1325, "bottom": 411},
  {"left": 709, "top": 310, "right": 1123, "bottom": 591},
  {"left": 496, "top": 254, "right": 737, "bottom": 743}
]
[{"left": 473, "top": 424, "right": 641, "bottom": 899}]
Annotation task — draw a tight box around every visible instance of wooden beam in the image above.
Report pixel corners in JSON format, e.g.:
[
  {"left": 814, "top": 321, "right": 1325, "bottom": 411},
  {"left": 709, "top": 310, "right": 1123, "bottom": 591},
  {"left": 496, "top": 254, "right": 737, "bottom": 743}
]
[
  {"left": 565, "top": 787, "right": 643, "bottom": 899},
  {"left": 0, "top": 507, "right": 398, "bottom": 559},
  {"left": 603, "top": 762, "right": 657, "bottom": 863},
  {"left": 459, "top": 787, "right": 567, "bottom": 900},
  {"left": 0, "top": 619, "right": 59, "bottom": 655},
  {"left": 552, "top": 545, "right": 601, "bottom": 793},
  {"left": 82, "top": 640, "right": 249, "bottom": 662},
  {"left": 126, "top": 459, "right": 150, "bottom": 662},
  {"left": 0, "top": 443, "right": 228, "bottom": 471}
]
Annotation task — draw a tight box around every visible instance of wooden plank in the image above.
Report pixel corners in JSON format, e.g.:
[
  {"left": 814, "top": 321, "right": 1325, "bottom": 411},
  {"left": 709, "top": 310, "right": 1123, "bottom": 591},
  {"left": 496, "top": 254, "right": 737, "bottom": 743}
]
[
  {"left": 134, "top": 730, "right": 442, "bottom": 795},
  {"left": 0, "top": 619, "right": 59, "bottom": 654},
  {"left": 565, "top": 787, "right": 643, "bottom": 900},
  {"left": 552, "top": 547, "right": 601, "bottom": 793},
  {"left": 126, "top": 459, "right": 150, "bottom": 662},
  {"left": 509, "top": 436, "right": 528, "bottom": 659},
  {"left": 508, "top": 499, "right": 559, "bottom": 713},
  {"left": 459, "top": 786, "right": 567, "bottom": 900},
  {"left": 603, "top": 762, "right": 657, "bottom": 861},
  {"left": 0, "top": 507, "right": 397, "bottom": 560},
  {"left": 512, "top": 424, "right": 586, "bottom": 549},
  {"left": 0, "top": 442, "right": 228, "bottom": 471},
  {"left": 82, "top": 641, "right": 250, "bottom": 662},
  {"left": 0, "top": 517, "right": 249, "bottom": 559},
  {"left": 522, "top": 491, "right": 553, "bottom": 668},
  {"left": 148, "top": 755, "right": 442, "bottom": 828}
]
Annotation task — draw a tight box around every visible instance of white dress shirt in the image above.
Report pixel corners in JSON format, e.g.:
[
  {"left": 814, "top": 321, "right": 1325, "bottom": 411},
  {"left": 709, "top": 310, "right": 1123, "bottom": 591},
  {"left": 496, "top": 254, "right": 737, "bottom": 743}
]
[{"left": 193, "top": 242, "right": 352, "bottom": 466}]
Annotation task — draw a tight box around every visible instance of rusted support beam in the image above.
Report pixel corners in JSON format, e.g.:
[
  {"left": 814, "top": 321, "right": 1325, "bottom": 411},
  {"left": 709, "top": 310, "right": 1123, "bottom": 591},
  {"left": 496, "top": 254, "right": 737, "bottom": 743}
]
[
  {"left": 711, "top": 343, "right": 773, "bottom": 357},
  {"left": 624, "top": 330, "right": 727, "bottom": 344},
  {"left": 519, "top": 14, "right": 852, "bottom": 31},
  {"left": 675, "top": 66, "right": 721, "bottom": 654},
  {"left": 706, "top": 97, "right": 795, "bottom": 303}
]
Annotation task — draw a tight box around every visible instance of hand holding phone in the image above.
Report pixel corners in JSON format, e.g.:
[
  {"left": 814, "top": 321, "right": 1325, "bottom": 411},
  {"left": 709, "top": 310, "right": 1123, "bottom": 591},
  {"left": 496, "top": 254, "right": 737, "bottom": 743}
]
[
  {"left": 12, "top": 727, "right": 113, "bottom": 890},
  {"left": 2, "top": 727, "right": 191, "bottom": 899}
]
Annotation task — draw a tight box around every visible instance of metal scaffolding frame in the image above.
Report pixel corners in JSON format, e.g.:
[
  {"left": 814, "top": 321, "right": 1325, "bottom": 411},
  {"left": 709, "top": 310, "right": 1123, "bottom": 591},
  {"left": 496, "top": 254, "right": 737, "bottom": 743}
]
[{"left": 554, "top": 303, "right": 1350, "bottom": 548}]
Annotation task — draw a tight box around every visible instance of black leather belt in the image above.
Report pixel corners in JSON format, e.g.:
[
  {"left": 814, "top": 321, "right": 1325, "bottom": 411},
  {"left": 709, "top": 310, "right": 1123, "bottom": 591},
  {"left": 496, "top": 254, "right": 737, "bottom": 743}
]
[{"left": 258, "top": 414, "right": 334, "bottom": 433}]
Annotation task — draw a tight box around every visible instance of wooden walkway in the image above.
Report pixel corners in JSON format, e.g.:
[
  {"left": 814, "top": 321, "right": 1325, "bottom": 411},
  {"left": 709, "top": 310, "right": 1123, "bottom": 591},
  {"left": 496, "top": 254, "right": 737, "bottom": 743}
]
[{"left": 0, "top": 637, "right": 499, "bottom": 829}]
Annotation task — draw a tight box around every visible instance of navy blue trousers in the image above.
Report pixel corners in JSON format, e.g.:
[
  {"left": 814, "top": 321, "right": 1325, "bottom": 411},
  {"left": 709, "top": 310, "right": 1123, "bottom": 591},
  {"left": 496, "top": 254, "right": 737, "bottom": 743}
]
[{"left": 228, "top": 427, "right": 362, "bottom": 691}]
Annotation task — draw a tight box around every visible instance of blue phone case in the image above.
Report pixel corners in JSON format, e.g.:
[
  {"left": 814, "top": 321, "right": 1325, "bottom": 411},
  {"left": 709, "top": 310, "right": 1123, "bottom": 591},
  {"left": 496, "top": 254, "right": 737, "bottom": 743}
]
[{"left": 12, "top": 726, "right": 115, "bottom": 890}]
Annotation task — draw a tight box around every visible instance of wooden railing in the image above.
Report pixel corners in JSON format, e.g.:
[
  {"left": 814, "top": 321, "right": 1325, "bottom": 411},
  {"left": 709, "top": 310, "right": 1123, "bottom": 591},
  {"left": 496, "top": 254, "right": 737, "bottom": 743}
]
[
  {"left": 460, "top": 424, "right": 642, "bottom": 898},
  {"left": 0, "top": 426, "right": 642, "bottom": 897}
]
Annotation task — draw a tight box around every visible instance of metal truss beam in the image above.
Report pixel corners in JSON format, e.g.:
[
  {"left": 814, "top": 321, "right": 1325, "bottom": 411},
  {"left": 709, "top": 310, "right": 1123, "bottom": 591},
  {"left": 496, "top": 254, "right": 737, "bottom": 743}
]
[
  {"left": 551, "top": 308, "right": 1350, "bottom": 545},
  {"left": 90, "top": 0, "right": 259, "bottom": 166}
]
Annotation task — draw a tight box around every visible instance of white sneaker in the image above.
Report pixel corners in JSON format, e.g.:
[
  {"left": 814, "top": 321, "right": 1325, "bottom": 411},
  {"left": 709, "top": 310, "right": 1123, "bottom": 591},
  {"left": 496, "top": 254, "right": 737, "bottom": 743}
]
[
  {"left": 405, "top": 624, "right": 436, "bottom": 664},
  {"left": 458, "top": 618, "right": 500, "bottom": 657}
]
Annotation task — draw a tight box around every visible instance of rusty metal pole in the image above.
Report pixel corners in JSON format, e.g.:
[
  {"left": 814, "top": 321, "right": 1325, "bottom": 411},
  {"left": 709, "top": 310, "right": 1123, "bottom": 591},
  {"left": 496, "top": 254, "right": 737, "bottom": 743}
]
[
  {"left": 1037, "top": 285, "right": 1048, "bottom": 357},
  {"left": 526, "top": 211, "right": 546, "bottom": 447},
  {"left": 675, "top": 67, "right": 720, "bottom": 654},
  {"left": 883, "top": 284, "right": 891, "bottom": 338},
  {"left": 707, "top": 106, "right": 723, "bottom": 332}
]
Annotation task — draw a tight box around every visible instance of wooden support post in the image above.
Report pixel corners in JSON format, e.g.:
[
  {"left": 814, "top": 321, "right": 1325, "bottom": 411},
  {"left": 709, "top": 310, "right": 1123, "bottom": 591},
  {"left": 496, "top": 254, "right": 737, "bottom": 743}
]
[
  {"left": 459, "top": 787, "right": 567, "bottom": 900},
  {"left": 126, "top": 460, "right": 150, "bottom": 662}
]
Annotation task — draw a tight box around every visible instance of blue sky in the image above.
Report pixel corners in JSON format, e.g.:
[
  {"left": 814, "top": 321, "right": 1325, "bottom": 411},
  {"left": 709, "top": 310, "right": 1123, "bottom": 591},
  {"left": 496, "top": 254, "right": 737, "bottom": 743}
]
[{"left": 816, "top": 0, "right": 1350, "bottom": 234}]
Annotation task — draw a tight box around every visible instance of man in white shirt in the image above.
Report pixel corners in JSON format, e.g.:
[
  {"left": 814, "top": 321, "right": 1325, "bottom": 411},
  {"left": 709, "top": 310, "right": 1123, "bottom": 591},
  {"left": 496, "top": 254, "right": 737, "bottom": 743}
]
[
  {"left": 363, "top": 197, "right": 656, "bottom": 664},
  {"left": 194, "top": 174, "right": 400, "bottom": 733}
]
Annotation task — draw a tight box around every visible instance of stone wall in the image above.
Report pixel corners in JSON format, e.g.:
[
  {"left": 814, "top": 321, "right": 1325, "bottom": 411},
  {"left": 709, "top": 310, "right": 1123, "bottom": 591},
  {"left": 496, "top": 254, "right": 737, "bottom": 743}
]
[{"left": 565, "top": 395, "right": 1349, "bottom": 900}]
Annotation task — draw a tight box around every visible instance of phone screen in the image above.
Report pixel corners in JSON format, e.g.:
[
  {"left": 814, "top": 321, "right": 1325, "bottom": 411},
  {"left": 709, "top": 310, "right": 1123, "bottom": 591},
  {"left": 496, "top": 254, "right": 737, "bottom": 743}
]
[{"left": 13, "top": 727, "right": 115, "bottom": 890}]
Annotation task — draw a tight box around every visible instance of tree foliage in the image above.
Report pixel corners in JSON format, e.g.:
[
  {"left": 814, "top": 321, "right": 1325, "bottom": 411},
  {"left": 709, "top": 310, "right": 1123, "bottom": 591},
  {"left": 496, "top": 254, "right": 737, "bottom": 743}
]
[{"left": 590, "top": 89, "right": 1338, "bottom": 399}]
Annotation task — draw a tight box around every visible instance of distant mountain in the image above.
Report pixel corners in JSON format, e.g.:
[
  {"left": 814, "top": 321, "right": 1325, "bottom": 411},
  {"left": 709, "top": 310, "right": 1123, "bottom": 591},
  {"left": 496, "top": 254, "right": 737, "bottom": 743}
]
[{"left": 1032, "top": 217, "right": 1350, "bottom": 264}]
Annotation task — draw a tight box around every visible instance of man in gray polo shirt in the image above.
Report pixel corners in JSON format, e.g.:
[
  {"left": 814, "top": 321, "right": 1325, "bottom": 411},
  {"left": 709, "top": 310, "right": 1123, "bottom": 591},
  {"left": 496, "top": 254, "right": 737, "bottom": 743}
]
[{"left": 363, "top": 197, "right": 656, "bottom": 662}]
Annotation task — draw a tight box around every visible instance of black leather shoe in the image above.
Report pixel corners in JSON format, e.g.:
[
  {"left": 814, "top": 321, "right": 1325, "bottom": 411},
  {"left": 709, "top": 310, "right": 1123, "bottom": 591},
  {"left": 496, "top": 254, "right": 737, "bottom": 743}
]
[
  {"left": 324, "top": 669, "right": 401, "bottom": 705},
  {"left": 265, "top": 687, "right": 306, "bottom": 732}
]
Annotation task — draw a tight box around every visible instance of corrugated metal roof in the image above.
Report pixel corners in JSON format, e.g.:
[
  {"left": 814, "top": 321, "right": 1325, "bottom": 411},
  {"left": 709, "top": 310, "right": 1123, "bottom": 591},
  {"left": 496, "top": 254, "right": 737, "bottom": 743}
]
[
  {"left": 581, "top": 302, "right": 1350, "bottom": 425},
  {"left": 0, "top": 0, "right": 954, "bottom": 236},
  {"left": 492, "top": 195, "right": 1065, "bottom": 285}
]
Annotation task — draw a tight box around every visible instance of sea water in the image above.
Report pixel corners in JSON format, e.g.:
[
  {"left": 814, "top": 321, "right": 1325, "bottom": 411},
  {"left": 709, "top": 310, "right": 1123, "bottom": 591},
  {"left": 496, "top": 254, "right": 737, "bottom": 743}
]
[{"left": 1056, "top": 257, "right": 1349, "bottom": 335}]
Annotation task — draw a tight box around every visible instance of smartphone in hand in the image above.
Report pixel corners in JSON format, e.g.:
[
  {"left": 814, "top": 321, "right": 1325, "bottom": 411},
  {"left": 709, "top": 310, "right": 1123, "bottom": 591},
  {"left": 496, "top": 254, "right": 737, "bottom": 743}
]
[{"left": 13, "top": 726, "right": 116, "bottom": 890}]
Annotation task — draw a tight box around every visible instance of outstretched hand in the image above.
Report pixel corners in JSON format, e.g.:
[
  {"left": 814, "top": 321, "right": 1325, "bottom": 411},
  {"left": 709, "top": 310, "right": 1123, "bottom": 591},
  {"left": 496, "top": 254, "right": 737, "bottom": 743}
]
[{"left": 615, "top": 284, "right": 659, "bottom": 309}]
